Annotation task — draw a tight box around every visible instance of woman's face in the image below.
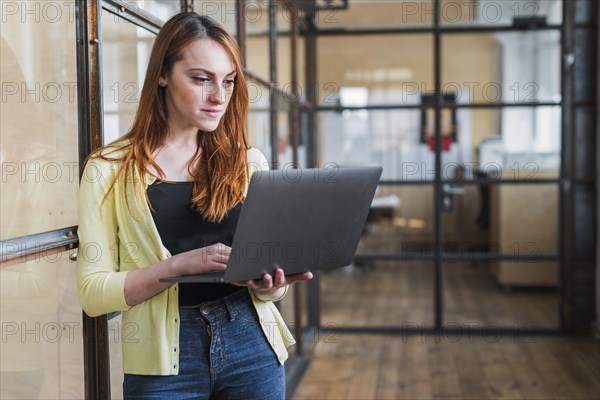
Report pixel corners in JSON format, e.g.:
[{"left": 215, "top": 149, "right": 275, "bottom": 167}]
[{"left": 162, "top": 38, "right": 236, "bottom": 133}]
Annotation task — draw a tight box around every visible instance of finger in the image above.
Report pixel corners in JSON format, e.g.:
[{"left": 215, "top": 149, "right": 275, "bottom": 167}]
[
  {"left": 214, "top": 243, "right": 232, "bottom": 254},
  {"left": 207, "top": 261, "right": 227, "bottom": 271},
  {"left": 284, "top": 271, "right": 313, "bottom": 284},
  {"left": 212, "top": 252, "right": 230, "bottom": 264},
  {"left": 274, "top": 268, "right": 285, "bottom": 286},
  {"left": 209, "top": 243, "right": 231, "bottom": 255},
  {"left": 260, "top": 273, "right": 273, "bottom": 289}
]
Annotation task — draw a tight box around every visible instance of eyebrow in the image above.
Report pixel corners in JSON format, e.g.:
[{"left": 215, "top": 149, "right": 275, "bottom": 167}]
[{"left": 188, "top": 68, "right": 237, "bottom": 77}]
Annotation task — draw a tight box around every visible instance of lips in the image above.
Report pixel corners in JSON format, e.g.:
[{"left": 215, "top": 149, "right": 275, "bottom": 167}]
[{"left": 202, "top": 109, "right": 222, "bottom": 118}]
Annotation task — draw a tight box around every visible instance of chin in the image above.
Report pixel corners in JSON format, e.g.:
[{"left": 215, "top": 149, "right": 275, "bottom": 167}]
[{"left": 197, "top": 121, "right": 222, "bottom": 133}]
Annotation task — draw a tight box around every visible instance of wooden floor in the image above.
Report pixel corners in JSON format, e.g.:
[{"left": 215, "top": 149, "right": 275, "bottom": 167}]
[
  {"left": 319, "top": 262, "right": 559, "bottom": 329},
  {"left": 293, "top": 260, "right": 598, "bottom": 399},
  {"left": 293, "top": 333, "right": 600, "bottom": 400}
]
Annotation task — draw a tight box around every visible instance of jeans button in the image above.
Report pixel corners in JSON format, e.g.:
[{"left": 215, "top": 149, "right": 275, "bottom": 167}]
[{"left": 201, "top": 307, "right": 209, "bottom": 315}]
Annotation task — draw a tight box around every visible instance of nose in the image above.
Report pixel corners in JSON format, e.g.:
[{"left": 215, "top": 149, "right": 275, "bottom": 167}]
[{"left": 207, "top": 82, "right": 226, "bottom": 105}]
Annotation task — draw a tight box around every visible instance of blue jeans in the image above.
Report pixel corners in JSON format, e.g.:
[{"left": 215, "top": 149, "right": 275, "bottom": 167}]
[{"left": 123, "top": 290, "right": 285, "bottom": 400}]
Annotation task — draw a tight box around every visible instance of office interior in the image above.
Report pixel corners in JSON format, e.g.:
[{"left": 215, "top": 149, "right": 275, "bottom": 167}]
[{"left": 0, "top": 0, "right": 598, "bottom": 399}]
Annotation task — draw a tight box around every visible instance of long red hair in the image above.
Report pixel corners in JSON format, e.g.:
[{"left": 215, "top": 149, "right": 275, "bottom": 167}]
[{"left": 92, "top": 12, "right": 249, "bottom": 222}]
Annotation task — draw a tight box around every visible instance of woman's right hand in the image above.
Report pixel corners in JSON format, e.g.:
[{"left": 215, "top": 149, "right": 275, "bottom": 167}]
[
  {"left": 124, "top": 243, "right": 230, "bottom": 307},
  {"left": 172, "top": 243, "right": 231, "bottom": 276}
]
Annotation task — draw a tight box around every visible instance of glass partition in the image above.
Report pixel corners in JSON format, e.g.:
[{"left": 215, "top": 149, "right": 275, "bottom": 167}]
[
  {"left": 315, "top": 0, "right": 435, "bottom": 29},
  {"left": 0, "top": 252, "right": 83, "bottom": 399},
  {"left": 443, "top": 183, "right": 559, "bottom": 329},
  {"left": 194, "top": 0, "right": 238, "bottom": 34},
  {"left": 442, "top": 31, "right": 561, "bottom": 104},
  {"left": 0, "top": 1, "right": 79, "bottom": 240},
  {"left": 440, "top": 0, "right": 563, "bottom": 27},
  {"left": 102, "top": 8, "right": 155, "bottom": 145},
  {"left": 317, "top": 34, "right": 434, "bottom": 106}
]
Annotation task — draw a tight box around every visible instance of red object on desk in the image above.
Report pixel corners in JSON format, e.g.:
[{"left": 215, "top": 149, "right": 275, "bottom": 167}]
[{"left": 427, "top": 136, "right": 452, "bottom": 152}]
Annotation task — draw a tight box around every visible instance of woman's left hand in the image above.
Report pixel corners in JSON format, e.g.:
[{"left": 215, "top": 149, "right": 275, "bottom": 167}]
[{"left": 233, "top": 267, "right": 313, "bottom": 301}]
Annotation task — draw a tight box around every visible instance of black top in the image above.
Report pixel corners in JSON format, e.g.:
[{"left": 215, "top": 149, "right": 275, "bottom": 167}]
[{"left": 146, "top": 180, "right": 243, "bottom": 306}]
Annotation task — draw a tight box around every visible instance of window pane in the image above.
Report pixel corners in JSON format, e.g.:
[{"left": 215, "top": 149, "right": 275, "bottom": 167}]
[
  {"left": 440, "top": 0, "right": 562, "bottom": 27},
  {"left": 318, "top": 35, "right": 434, "bottom": 106},
  {"left": 0, "top": 251, "right": 84, "bottom": 399},
  {"left": 244, "top": 0, "right": 298, "bottom": 82},
  {"left": 315, "top": 0, "right": 435, "bottom": 29},
  {"left": 0, "top": 1, "right": 79, "bottom": 240},
  {"left": 320, "top": 109, "right": 440, "bottom": 181},
  {"left": 194, "top": 0, "right": 238, "bottom": 34},
  {"left": 102, "top": 8, "right": 156, "bottom": 145},
  {"left": 444, "top": 184, "right": 559, "bottom": 329},
  {"left": 438, "top": 107, "right": 561, "bottom": 182},
  {"left": 442, "top": 31, "right": 561, "bottom": 104},
  {"left": 126, "top": 0, "right": 181, "bottom": 21}
]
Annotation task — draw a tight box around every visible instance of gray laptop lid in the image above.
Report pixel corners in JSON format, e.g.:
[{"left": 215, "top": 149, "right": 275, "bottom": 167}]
[{"left": 161, "top": 165, "right": 382, "bottom": 283}]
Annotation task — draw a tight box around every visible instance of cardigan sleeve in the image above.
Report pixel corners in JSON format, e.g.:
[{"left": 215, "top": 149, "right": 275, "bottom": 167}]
[
  {"left": 247, "top": 147, "right": 270, "bottom": 177},
  {"left": 76, "top": 157, "right": 132, "bottom": 317}
]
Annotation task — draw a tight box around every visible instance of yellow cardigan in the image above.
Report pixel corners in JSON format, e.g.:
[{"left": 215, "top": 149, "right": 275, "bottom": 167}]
[{"left": 76, "top": 140, "right": 295, "bottom": 375}]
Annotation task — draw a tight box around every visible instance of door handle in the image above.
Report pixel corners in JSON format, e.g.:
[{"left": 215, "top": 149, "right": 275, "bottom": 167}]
[{"left": 443, "top": 184, "right": 465, "bottom": 195}]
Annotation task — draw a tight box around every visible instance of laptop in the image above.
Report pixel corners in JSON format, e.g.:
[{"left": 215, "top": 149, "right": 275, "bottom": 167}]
[{"left": 160, "top": 165, "right": 382, "bottom": 283}]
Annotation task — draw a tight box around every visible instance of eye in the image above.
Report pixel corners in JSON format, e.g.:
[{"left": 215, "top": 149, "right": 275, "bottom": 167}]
[
  {"left": 192, "top": 76, "right": 210, "bottom": 83},
  {"left": 223, "top": 79, "right": 235, "bottom": 87}
]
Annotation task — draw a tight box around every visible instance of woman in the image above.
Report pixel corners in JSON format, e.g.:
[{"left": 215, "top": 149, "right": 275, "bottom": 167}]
[{"left": 77, "top": 12, "right": 312, "bottom": 399}]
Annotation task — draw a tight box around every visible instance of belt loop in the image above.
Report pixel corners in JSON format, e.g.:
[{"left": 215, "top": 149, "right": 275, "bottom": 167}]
[{"left": 224, "top": 296, "right": 237, "bottom": 322}]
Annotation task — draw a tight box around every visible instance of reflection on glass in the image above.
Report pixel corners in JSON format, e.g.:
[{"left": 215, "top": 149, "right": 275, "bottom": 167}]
[{"left": 0, "top": 2, "right": 79, "bottom": 240}]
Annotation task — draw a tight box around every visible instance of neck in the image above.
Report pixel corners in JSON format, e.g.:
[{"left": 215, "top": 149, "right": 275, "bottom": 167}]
[{"left": 165, "top": 128, "right": 199, "bottom": 149}]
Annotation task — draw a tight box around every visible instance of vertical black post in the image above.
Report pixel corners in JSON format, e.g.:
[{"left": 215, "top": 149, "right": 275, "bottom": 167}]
[
  {"left": 559, "top": 0, "right": 574, "bottom": 333},
  {"left": 290, "top": 2, "right": 300, "bottom": 169},
  {"left": 594, "top": 0, "right": 600, "bottom": 339},
  {"left": 76, "top": 0, "right": 110, "bottom": 398},
  {"left": 180, "top": 0, "right": 194, "bottom": 12},
  {"left": 288, "top": 0, "right": 304, "bottom": 354},
  {"left": 269, "top": 0, "right": 278, "bottom": 166},
  {"left": 596, "top": 0, "right": 600, "bottom": 338},
  {"left": 236, "top": 0, "right": 247, "bottom": 67},
  {"left": 433, "top": 0, "right": 444, "bottom": 331},
  {"left": 304, "top": 1, "right": 320, "bottom": 329},
  {"left": 561, "top": 0, "right": 598, "bottom": 333},
  {"left": 305, "top": 8, "right": 318, "bottom": 170}
]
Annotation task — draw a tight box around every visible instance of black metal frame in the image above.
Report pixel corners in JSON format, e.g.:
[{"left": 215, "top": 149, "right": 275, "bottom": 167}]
[
  {"left": 301, "top": 0, "right": 569, "bottom": 337},
  {"left": 75, "top": 1, "right": 110, "bottom": 398},
  {"left": 102, "top": 0, "right": 163, "bottom": 34}
]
